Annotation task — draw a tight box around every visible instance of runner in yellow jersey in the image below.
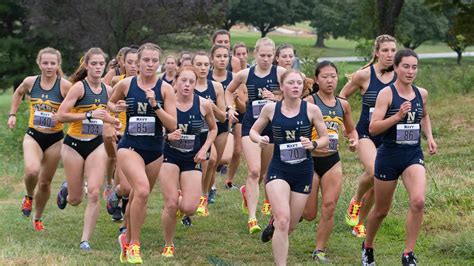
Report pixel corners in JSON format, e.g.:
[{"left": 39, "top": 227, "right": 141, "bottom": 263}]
[{"left": 8, "top": 47, "right": 72, "bottom": 231}]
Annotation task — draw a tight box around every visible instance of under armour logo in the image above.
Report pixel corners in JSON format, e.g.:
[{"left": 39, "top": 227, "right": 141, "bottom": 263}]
[
  {"left": 72, "top": 142, "right": 77, "bottom": 147},
  {"left": 304, "top": 185, "right": 310, "bottom": 192},
  {"left": 380, "top": 174, "right": 386, "bottom": 179},
  {"left": 269, "top": 175, "right": 276, "bottom": 180},
  {"left": 297, "top": 121, "right": 303, "bottom": 125},
  {"left": 419, "top": 159, "right": 424, "bottom": 164}
]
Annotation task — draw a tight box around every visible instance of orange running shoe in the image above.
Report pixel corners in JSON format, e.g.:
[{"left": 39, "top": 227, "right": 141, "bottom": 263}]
[
  {"left": 248, "top": 218, "right": 262, "bottom": 234},
  {"left": 196, "top": 196, "right": 209, "bottom": 217},
  {"left": 127, "top": 243, "right": 143, "bottom": 264},
  {"left": 346, "top": 197, "right": 362, "bottom": 227},
  {"left": 118, "top": 233, "right": 128, "bottom": 263},
  {"left": 352, "top": 224, "right": 367, "bottom": 238},
  {"left": 21, "top": 195, "right": 33, "bottom": 217},
  {"left": 261, "top": 199, "right": 271, "bottom": 215},
  {"left": 161, "top": 245, "right": 175, "bottom": 258},
  {"left": 33, "top": 219, "right": 44, "bottom": 231}
]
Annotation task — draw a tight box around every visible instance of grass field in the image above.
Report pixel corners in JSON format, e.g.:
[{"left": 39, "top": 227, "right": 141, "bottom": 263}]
[{"left": 0, "top": 55, "right": 473, "bottom": 264}]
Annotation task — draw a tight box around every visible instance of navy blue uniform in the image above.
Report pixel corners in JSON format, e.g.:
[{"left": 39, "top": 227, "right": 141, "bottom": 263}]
[
  {"left": 118, "top": 77, "right": 164, "bottom": 165},
  {"left": 194, "top": 80, "right": 227, "bottom": 136},
  {"left": 241, "top": 65, "right": 280, "bottom": 142},
  {"left": 356, "top": 65, "right": 396, "bottom": 148},
  {"left": 266, "top": 101, "right": 313, "bottom": 194},
  {"left": 374, "top": 84, "right": 424, "bottom": 181},
  {"left": 161, "top": 74, "right": 173, "bottom": 85},
  {"left": 163, "top": 94, "right": 204, "bottom": 172}
]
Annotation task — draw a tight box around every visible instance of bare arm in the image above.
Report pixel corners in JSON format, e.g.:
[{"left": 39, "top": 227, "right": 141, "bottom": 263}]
[
  {"left": 340, "top": 98, "right": 358, "bottom": 151},
  {"left": 308, "top": 104, "right": 329, "bottom": 150},
  {"left": 369, "top": 87, "right": 404, "bottom": 136},
  {"left": 419, "top": 88, "right": 437, "bottom": 155},
  {"left": 225, "top": 69, "right": 248, "bottom": 122},
  {"left": 7, "top": 76, "right": 35, "bottom": 128},
  {"left": 212, "top": 81, "right": 227, "bottom": 122},
  {"left": 157, "top": 82, "right": 177, "bottom": 131},
  {"left": 231, "top": 56, "right": 241, "bottom": 73},
  {"left": 102, "top": 68, "right": 116, "bottom": 85},
  {"left": 195, "top": 99, "right": 217, "bottom": 163},
  {"left": 339, "top": 68, "right": 369, "bottom": 99}
]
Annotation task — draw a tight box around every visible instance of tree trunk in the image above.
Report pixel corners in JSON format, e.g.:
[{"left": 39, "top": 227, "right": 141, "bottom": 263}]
[
  {"left": 315, "top": 31, "right": 326, "bottom": 48},
  {"left": 377, "top": 0, "right": 405, "bottom": 36},
  {"left": 456, "top": 51, "right": 462, "bottom": 65}
]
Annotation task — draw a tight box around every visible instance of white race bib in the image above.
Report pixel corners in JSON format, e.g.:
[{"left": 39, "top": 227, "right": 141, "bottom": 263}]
[
  {"left": 33, "top": 111, "right": 55, "bottom": 128},
  {"left": 328, "top": 132, "right": 339, "bottom": 152},
  {"left": 128, "top": 116, "right": 155, "bottom": 136},
  {"left": 369, "top": 107, "right": 375, "bottom": 121},
  {"left": 396, "top": 124, "right": 420, "bottom": 145},
  {"left": 279, "top": 142, "right": 307, "bottom": 164},
  {"left": 170, "top": 134, "right": 196, "bottom": 152},
  {"left": 252, "top": 100, "right": 269, "bottom": 119},
  {"left": 81, "top": 119, "right": 103, "bottom": 135}
]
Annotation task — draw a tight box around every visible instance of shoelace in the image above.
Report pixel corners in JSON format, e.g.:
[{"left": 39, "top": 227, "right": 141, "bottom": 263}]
[
  {"left": 34, "top": 220, "right": 43, "bottom": 230},
  {"left": 23, "top": 198, "right": 32, "bottom": 209},
  {"left": 129, "top": 244, "right": 140, "bottom": 257},
  {"left": 163, "top": 246, "right": 174, "bottom": 255},
  {"left": 351, "top": 203, "right": 361, "bottom": 216},
  {"left": 248, "top": 219, "right": 257, "bottom": 227},
  {"left": 199, "top": 197, "right": 207, "bottom": 206},
  {"left": 356, "top": 225, "right": 366, "bottom": 234}
]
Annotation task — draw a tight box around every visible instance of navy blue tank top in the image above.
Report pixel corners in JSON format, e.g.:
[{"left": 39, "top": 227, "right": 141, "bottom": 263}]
[
  {"left": 121, "top": 77, "right": 164, "bottom": 150},
  {"left": 208, "top": 70, "right": 233, "bottom": 91},
  {"left": 271, "top": 101, "right": 312, "bottom": 169},
  {"left": 358, "top": 65, "right": 397, "bottom": 125},
  {"left": 165, "top": 94, "right": 204, "bottom": 158},
  {"left": 244, "top": 65, "right": 280, "bottom": 123},
  {"left": 382, "top": 84, "right": 423, "bottom": 147},
  {"left": 161, "top": 74, "right": 174, "bottom": 85},
  {"left": 194, "top": 80, "right": 217, "bottom": 103}
]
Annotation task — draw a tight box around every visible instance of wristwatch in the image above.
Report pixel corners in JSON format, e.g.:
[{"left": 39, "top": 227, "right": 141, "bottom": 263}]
[
  {"left": 152, "top": 101, "right": 161, "bottom": 110},
  {"left": 311, "top": 140, "right": 318, "bottom": 151},
  {"left": 86, "top": 111, "right": 93, "bottom": 121}
]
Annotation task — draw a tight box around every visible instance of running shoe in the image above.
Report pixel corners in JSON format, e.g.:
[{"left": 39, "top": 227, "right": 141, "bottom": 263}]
[
  {"left": 312, "top": 250, "right": 331, "bottom": 264},
  {"left": 118, "top": 233, "right": 128, "bottom": 263},
  {"left": 352, "top": 224, "right": 367, "bottom": 238},
  {"left": 119, "top": 226, "right": 127, "bottom": 235},
  {"left": 21, "top": 195, "right": 33, "bottom": 217},
  {"left": 261, "top": 199, "right": 271, "bottom": 215},
  {"left": 103, "top": 183, "right": 113, "bottom": 201},
  {"left": 80, "top": 240, "right": 91, "bottom": 251},
  {"left": 127, "top": 243, "right": 143, "bottom": 264},
  {"left": 224, "top": 181, "right": 238, "bottom": 190},
  {"left": 361, "top": 241, "right": 375, "bottom": 266},
  {"left": 161, "top": 245, "right": 175, "bottom": 258},
  {"left": 261, "top": 216, "right": 274, "bottom": 242},
  {"left": 33, "top": 219, "right": 44, "bottom": 231},
  {"left": 240, "top": 185, "right": 248, "bottom": 214},
  {"left": 57, "top": 182, "right": 68, "bottom": 210},
  {"left": 107, "top": 190, "right": 120, "bottom": 215},
  {"left": 196, "top": 196, "right": 209, "bottom": 217},
  {"left": 402, "top": 251, "right": 417, "bottom": 266},
  {"left": 346, "top": 197, "right": 362, "bottom": 227},
  {"left": 248, "top": 218, "right": 262, "bottom": 234},
  {"left": 181, "top": 216, "right": 192, "bottom": 227},
  {"left": 208, "top": 188, "right": 217, "bottom": 204},
  {"left": 112, "top": 207, "right": 123, "bottom": 221}
]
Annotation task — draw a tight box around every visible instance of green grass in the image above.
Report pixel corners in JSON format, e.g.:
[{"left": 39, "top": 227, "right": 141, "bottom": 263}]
[{"left": 0, "top": 57, "right": 473, "bottom": 264}]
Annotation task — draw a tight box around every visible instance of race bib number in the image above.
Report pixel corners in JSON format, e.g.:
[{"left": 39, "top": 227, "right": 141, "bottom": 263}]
[
  {"left": 328, "top": 132, "right": 339, "bottom": 152},
  {"left": 279, "top": 142, "right": 307, "bottom": 164},
  {"left": 128, "top": 116, "right": 155, "bottom": 136},
  {"left": 81, "top": 119, "right": 103, "bottom": 135},
  {"left": 369, "top": 107, "right": 375, "bottom": 121},
  {"left": 396, "top": 124, "right": 420, "bottom": 145},
  {"left": 33, "top": 111, "right": 55, "bottom": 128},
  {"left": 252, "top": 100, "right": 269, "bottom": 119},
  {"left": 170, "top": 134, "right": 196, "bottom": 152}
]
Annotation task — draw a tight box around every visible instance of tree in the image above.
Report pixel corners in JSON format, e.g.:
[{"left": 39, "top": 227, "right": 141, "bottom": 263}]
[
  {"left": 396, "top": 0, "right": 448, "bottom": 50},
  {"left": 427, "top": 0, "right": 474, "bottom": 64},
  {"left": 221, "top": 0, "right": 242, "bottom": 30},
  {"left": 309, "top": 0, "right": 351, "bottom": 47},
  {"left": 24, "top": 0, "right": 226, "bottom": 67},
  {"left": 234, "top": 0, "right": 311, "bottom": 37},
  {"left": 376, "top": 0, "right": 405, "bottom": 36},
  {"left": 0, "top": 0, "right": 50, "bottom": 92}
]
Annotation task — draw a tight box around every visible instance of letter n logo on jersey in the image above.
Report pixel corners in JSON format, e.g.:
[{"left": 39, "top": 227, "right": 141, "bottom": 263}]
[
  {"left": 137, "top": 102, "right": 148, "bottom": 114},
  {"left": 178, "top": 124, "right": 188, "bottom": 133},
  {"left": 407, "top": 111, "right": 416, "bottom": 123},
  {"left": 285, "top": 130, "right": 296, "bottom": 141}
]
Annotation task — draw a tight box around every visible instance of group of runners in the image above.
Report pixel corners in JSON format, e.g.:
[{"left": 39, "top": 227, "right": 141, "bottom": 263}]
[{"left": 7, "top": 29, "right": 437, "bottom": 265}]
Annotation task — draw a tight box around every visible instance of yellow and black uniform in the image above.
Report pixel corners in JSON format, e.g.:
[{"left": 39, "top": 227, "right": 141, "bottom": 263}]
[
  {"left": 114, "top": 75, "right": 127, "bottom": 136},
  {"left": 311, "top": 93, "right": 344, "bottom": 177},
  {"left": 26, "top": 76, "right": 64, "bottom": 151},
  {"left": 63, "top": 80, "right": 108, "bottom": 160}
]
